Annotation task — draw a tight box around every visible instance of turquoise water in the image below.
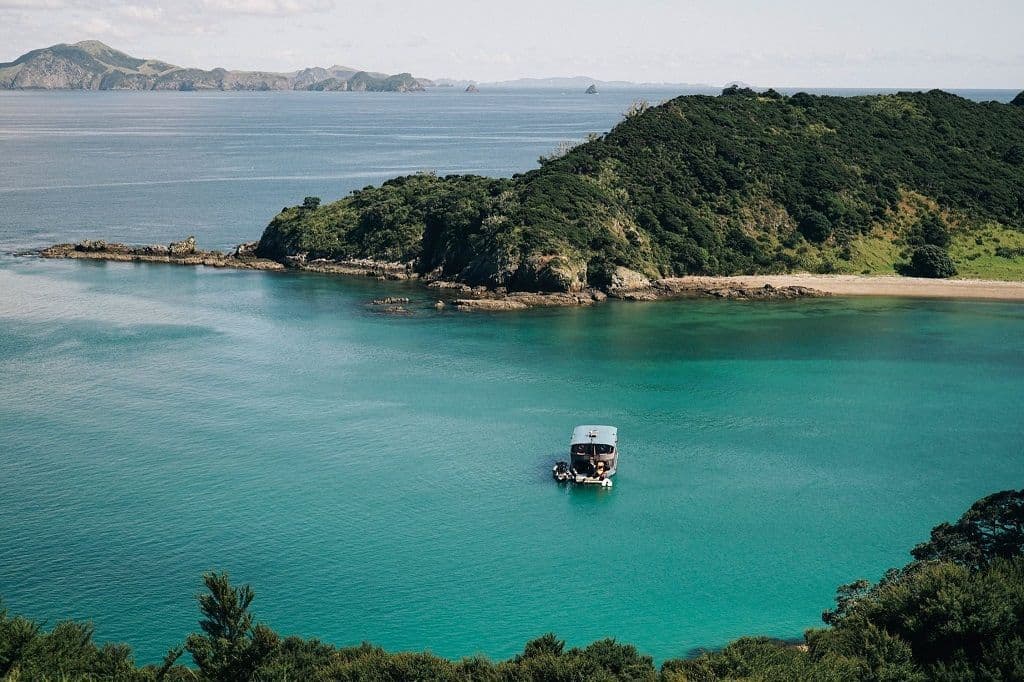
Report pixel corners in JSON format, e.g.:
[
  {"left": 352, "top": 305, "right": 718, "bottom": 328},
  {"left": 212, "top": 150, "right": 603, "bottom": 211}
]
[
  {"left": 2, "top": 257, "right": 1022, "bottom": 663},
  {"left": 1, "top": 89, "right": 1023, "bottom": 664}
]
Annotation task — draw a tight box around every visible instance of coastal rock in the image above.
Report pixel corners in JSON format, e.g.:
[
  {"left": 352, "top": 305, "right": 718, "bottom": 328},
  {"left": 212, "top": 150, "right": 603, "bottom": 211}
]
[
  {"left": 608, "top": 266, "right": 651, "bottom": 291},
  {"left": 653, "top": 278, "right": 828, "bottom": 300},
  {"left": 234, "top": 241, "right": 259, "bottom": 259},
  {"left": 465, "top": 84, "right": 479, "bottom": 93},
  {"left": 517, "top": 255, "right": 587, "bottom": 292},
  {"left": 167, "top": 236, "right": 196, "bottom": 256},
  {"left": 428, "top": 281, "right": 473, "bottom": 292},
  {"left": 453, "top": 289, "right": 604, "bottom": 311},
  {"left": 370, "top": 297, "right": 411, "bottom": 305},
  {"left": 75, "top": 239, "right": 109, "bottom": 252},
  {"left": 617, "top": 290, "right": 659, "bottom": 301},
  {"left": 453, "top": 298, "right": 530, "bottom": 311},
  {"left": 38, "top": 238, "right": 285, "bottom": 271},
  {"left": 703, "top": 283, "right": 826, "bottom": 300}
]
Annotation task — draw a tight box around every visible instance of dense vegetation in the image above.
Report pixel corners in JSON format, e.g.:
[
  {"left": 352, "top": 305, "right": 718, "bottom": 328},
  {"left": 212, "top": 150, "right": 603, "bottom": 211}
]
[
  {"left": 259, "top": 88, "right": 1024, "bottom": 289},
  {"left": 2, "top": 490, "right": 1021, "bottom": 680}
]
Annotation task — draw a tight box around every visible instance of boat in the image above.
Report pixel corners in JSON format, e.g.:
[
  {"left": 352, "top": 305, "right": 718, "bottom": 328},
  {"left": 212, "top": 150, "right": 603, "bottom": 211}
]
[{"left": 553, "top": 425, "right": 618, "bottom": 487}]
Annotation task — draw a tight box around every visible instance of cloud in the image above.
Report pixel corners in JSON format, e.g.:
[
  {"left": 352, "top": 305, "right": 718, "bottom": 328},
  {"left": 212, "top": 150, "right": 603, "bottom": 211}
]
[
  {"left": 0, "top": 0, "right": 335, "bottom": 15},
  {"left": 199, "top": 0, "right": 335, "bottom": 15}
]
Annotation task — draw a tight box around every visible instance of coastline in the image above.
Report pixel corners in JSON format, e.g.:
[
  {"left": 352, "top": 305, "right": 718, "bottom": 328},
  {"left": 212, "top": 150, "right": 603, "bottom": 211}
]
[{"left": 32, "top": 239, "right": 1024, "bottom": 307}]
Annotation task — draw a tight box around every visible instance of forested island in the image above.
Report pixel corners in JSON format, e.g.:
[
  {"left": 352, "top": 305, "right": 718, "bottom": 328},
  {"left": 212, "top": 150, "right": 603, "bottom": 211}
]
[
  {"left": 258, "top": 87, "right": 1024, "bottom": 296},
  {"left": 2, "top": 490, "right": 1021, "bottom": 680}
]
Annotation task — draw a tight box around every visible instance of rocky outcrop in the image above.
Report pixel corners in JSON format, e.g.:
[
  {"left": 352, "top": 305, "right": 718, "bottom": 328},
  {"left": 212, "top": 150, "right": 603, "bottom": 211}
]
[
  {"left": 516, "top": 255, "right": 588, "bottom": 292},
  {"left": 585, "top": 84, "right": 598, "bottom": 94},
  {"left": 453, "top": 290, "right": 604, "bottom": 310},
  {"left": 653, "top": 278, "right": 828, "bottom": 300},
  {"left": 39, "top": 240, "right": 285, "bottom": 270},
  {"left": 465, "top": 84, "right": 479, "bottom": 93},
  {"left": 167, "top": 236, "right": 196, "bottom": 256}
]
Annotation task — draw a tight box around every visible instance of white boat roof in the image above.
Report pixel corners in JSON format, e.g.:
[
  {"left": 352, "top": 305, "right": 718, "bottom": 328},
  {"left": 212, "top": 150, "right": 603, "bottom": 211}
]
[{"left": 571, "top": 425, "right": 618, "bottom": 445}]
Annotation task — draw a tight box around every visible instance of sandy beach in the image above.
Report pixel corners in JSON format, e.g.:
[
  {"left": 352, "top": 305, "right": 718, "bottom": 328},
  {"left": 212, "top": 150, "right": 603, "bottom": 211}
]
[{"left": 661, "top": 274, "right": 1024, "bottom": 302}]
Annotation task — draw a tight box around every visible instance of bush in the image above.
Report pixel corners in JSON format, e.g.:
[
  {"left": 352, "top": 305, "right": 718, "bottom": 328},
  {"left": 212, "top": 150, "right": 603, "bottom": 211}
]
[
  {"left": 798, "top": 211, "right": 833, "bottom": 243},
  {"left": 908, "top": 213, "right": 951, "bottom": 248},
  {"left": 907, "top": 245, "right": 957, "bottom": 278}
]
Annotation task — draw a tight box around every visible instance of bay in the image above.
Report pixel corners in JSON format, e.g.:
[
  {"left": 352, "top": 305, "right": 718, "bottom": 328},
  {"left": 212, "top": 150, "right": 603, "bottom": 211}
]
[{"left": 0, "top": 88, "right": 1022, "bottom": 665}]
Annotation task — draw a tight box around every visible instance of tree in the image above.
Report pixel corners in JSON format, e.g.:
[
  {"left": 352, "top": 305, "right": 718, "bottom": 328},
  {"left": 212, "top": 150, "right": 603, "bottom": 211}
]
[
  {"left": 909, "top": 213, "right": 951, "bottom": 248},
  {"left": 302, "top": 196, "right": 321, "bottom": 210},
  {"left": 907, "top": 245, "right": 957, "bottom": 278},
  {"left": 912, "top": 489, "right": 1024, "bottom": 569},
  {"left": 1004, "top": 144, "right": 1024, "bottom": 166},
  {"left": 184, "top": 572, "right": 279, "bottom": 681},
  {"left": 519, "top": 633, "right": 565, "bottom": 659},
  {"left": 798, "top": 211, "right": 833, "bottom": 243}
]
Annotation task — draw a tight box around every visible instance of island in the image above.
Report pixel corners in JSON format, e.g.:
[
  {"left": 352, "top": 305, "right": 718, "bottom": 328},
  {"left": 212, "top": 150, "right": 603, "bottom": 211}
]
[
  {"left": 0, "top": 41, "right": 431, "bottom": 91},
  {"left": 38, "top": 87, "right": 1024, "bottom": 308}
]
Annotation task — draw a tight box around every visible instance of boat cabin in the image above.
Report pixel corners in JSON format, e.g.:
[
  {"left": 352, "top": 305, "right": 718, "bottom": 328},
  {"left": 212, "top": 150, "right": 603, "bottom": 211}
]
[{"left": 553, "top": 425, "right": 618, "bottom": 486}]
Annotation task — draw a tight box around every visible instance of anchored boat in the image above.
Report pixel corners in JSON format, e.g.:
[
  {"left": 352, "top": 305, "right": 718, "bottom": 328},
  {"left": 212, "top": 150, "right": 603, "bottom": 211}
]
[{"left": 553, "top": 425, "right": 618, "bottom": 488}]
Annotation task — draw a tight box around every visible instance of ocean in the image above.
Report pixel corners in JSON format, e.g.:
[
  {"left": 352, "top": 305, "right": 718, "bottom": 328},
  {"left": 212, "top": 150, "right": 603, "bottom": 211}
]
[{"left": 1, "top": 87, "right": 1022, "bottom": 664}]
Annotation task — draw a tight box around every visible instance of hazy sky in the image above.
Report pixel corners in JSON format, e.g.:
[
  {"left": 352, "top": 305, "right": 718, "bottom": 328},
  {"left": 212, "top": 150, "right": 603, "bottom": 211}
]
[{"left": 1, "top": 0, "right": 1021, "bottom": 87}]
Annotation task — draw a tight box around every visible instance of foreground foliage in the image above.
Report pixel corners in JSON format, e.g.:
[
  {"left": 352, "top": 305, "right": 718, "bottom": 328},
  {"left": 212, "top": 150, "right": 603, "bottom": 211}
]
[
  {"left": 2, "top": 490, "right": 1022, "bottom": 680},
  {"left": 259, "top": 89, "right": 1024, "bottom": 289}
]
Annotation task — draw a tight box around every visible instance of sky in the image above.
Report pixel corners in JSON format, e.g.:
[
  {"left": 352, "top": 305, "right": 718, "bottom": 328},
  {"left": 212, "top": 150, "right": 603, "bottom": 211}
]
[{"left": 0, "top": 0, "right": 1021, "bottom": 87}]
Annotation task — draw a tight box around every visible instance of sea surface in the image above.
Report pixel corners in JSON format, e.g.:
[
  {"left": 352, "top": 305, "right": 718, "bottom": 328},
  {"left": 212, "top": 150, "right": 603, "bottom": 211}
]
[{"left": 1, "top": 88, "right": 1023, "bottom": 665}]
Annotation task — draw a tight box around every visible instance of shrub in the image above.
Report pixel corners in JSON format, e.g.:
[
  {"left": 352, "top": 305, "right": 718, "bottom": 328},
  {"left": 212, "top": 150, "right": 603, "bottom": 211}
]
[
  {"left": 908, "top": 213, "right": 951, "bottom": 248},
  {"left": 907, "top": 245, "right": 957, "bottom": 278}
]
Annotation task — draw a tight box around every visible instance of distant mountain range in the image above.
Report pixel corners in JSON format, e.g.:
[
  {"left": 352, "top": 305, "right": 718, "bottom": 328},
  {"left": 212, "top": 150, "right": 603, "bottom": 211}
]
[{"left": 0, "top": 41, "right": 432, "bottom": 92}]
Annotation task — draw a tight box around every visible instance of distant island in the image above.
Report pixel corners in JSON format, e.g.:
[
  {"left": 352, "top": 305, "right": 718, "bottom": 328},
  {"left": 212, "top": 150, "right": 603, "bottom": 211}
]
[{"left": 0, "top": 41, "right": 431, "bottom": 92}]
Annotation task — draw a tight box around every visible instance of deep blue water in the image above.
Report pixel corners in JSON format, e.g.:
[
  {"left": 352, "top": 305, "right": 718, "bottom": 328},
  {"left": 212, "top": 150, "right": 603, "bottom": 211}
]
[{"left": 0, "top": 88, "right": 1022, "bottom": 665}]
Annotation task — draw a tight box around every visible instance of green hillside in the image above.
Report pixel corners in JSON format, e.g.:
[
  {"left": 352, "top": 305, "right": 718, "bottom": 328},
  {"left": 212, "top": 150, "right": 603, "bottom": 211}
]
[{"left": 259, "top": 88, "right": 1024, "bottom": 289}]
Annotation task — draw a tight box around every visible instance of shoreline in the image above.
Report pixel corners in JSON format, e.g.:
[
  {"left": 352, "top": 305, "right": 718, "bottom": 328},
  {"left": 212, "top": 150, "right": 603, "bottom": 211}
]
[
  {"left": 665, "top": 274, "right": 1024, "bottom": 302},
  {"left": 30, "top": 239, "right": 1024, "bottom": 307}
]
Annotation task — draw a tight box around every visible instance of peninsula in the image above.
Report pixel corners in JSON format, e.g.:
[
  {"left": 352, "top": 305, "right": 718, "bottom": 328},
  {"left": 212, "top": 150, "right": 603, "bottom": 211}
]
[
  {"left": 254, "top": 87, "right": 1024, "bottom": 301},
  {"left": 38, "top": 88, "right": 1024, "bottom": 307},
  {"left": 0, "top": 41, "right": 430, "bottom": 91}
]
